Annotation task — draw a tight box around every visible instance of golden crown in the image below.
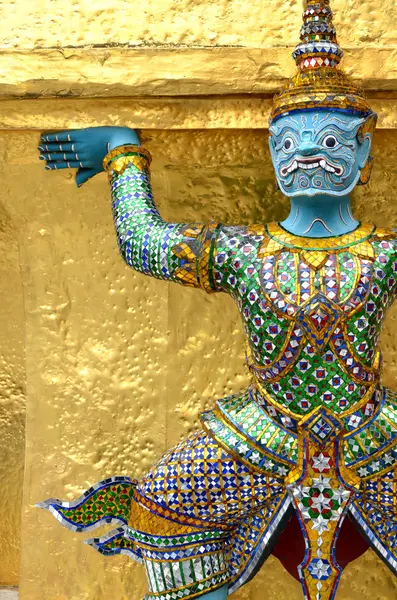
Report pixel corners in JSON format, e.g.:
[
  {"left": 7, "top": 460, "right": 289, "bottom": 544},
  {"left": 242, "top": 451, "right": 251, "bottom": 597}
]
[{"left": 270, "top": 0, "right": 375, "bottom": 123}]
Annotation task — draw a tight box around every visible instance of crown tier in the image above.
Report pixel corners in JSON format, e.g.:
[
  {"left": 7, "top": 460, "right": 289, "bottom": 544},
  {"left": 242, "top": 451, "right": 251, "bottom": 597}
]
[
  {"left": 295, "top": 1, "right": 342, "bottom": 72},
  {"left": 269, "top": 0, "right": 374, "bottom": 124}
]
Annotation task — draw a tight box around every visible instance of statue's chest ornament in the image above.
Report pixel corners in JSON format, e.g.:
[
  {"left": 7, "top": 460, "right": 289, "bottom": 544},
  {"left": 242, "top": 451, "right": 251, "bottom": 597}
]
[{"left": 257, "top": 223, "right": 388, "bottom": 353}]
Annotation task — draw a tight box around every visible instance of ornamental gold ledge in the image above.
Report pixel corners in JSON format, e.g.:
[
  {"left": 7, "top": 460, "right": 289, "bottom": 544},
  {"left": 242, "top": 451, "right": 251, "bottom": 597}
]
[
  {"left": 1, "top": 46, "right": 397, "bottom": 98},
  {"left": 1, "top": 97, "right": 397, "bottom": 130}
]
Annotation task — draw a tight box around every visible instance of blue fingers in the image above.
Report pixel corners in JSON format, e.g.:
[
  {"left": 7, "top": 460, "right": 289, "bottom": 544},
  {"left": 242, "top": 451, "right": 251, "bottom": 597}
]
[
  {"left": 45, "top": 161, "right": 87, "bottom": 170},
  {"left": 39, "top": 152, "right": 88, "bottom": 162},
  {"left": 38, "top": 142, "right": 79, "bottom": 153},
  {"left": 41, "top": 131, "right": 79, "bottom": 143},
  {"left": 39, "top": 132, "right": 95, "bottom": 175}
]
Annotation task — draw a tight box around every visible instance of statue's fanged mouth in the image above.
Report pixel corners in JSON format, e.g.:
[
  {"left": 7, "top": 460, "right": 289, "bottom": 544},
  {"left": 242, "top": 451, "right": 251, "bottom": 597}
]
[{"left": 280, "top": 156, "right": 344, "bottom": 177}]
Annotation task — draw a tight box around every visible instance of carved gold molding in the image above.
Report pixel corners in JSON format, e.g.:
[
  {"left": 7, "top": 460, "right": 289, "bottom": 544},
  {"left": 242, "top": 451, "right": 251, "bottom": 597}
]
[
  {"left": 1, "top": 97, "right": 397, "bottom": 130},
  {"left": 1, "top": 47, "right": 397, "bottom": 99}
]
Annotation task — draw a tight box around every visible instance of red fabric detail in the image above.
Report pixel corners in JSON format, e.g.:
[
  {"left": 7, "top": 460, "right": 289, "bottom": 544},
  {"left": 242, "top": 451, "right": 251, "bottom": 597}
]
[{"left": 271, "top": 512, "right": 369, "bottom": 582}]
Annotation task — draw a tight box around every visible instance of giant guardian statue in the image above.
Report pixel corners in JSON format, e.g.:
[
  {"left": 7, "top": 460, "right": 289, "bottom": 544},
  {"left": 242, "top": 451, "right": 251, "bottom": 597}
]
[{"left": 38, "top": 2, "right": 397, "bottom": 599}]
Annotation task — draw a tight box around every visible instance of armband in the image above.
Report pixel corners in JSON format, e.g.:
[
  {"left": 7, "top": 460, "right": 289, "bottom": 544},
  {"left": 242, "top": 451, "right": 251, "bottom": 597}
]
[{"left": 103, "top": 145, "right": 152, "bottom": 176}]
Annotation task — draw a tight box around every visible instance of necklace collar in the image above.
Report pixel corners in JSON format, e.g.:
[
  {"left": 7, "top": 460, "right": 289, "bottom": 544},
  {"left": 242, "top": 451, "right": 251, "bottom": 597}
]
[
  {"left": 266, "top": 222, "right": 375, "bottom": 251},
  {"left": 256, "top": 222, "right": 379, "bottom": 270}
]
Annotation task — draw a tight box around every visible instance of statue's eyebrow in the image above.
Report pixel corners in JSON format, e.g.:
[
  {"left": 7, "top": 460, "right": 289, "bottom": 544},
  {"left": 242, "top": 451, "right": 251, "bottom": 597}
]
[
  {"left": 318, "top": 112, "right": 332, "bottom": 126},
  {"left": 269, "top": 123, "right": 300, "bottom": 138},
  {"left": 316, "top": 113, "right": 365, "bottom": 133},
  {"left": 269, "top": 115, "right": 301, "bottom": 137}
]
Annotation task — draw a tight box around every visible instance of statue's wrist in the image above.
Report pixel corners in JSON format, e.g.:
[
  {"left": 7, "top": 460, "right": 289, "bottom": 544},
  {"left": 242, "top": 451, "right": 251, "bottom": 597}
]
[{"left": 108, "top": 130, "right": 140, "bottom": 151}]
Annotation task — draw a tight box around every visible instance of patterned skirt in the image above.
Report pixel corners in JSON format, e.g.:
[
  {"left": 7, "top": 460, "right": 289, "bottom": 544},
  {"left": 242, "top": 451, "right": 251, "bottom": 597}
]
[
  {"left": 39, "top": 430, "right": 289, "bottom": 600},
  {"left": 38, "top": 387, "right": 397, "bottom": 600}
]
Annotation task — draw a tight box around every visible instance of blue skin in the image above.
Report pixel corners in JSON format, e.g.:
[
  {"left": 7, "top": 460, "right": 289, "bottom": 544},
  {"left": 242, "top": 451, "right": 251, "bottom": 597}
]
[
  {"left": 269, "top": 110, "right": 373, "bottom": 237},
  {"left": 38, "top": 126, "right": 141, "bottom": 187},
  {"left": 37, "top": 117, "right": 373, "bottom": 599}
]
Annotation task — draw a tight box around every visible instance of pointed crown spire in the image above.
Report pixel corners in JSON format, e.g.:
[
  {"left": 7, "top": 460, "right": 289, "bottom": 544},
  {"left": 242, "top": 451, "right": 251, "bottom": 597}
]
[{"left": 270, "top": 0, "right": 375, "bottom": 124}]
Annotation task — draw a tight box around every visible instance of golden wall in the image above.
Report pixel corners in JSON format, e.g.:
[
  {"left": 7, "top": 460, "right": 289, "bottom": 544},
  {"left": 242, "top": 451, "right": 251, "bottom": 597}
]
[{"left": 1, "top": 0, "right": 397, "bottom": 598}]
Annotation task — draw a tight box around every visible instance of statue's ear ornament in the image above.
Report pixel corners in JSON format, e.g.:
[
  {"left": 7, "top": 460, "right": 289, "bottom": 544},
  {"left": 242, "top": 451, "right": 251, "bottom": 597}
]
[
  {"left": 358, "top": 155, "right": 374, "bottom": 186},
  {"left": 357, "top": 114, "right": 378, "bottom": 144},
  {"left": 269, "top": 0, "right": 376, "bottom": 129},
  {"left": 357, "top": 114, "right": 378, "bottom": 186}
]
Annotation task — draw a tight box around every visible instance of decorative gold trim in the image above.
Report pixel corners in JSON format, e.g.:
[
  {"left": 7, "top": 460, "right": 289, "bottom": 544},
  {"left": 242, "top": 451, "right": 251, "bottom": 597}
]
[
  {"left": 270, "top": 67, "right": 374, "bottom": 124},
  {"left": 256, "top": 380, "right": 379, "bottom": 423},
  {"left": 258, "top": 235, "right": 283, "bottom": 257},
  {"left": 358, "top": 156, "right": 374, "bottom": 186},
  {"left": 103, "top": 144, "right": 152, "bottom": 174},
  {"left": 301, "top": 250, "right": 329, "bottom": 271},
  {"left": 373, "top": 227, "right": 397, "bottom": 240},
  {"left": 197, "top": 220, "right": 220, "bottom": 294},
  {"left": 266, "top": 222, "right": 375, "bottom": 252},
  {"left": 172, "top": 225, "right": 204, "bottom": 288},
  {"left": 353, "top": 240, "right": 375, "bottom": 260},
  {"left": 200, "top": 415, "right": 285, "bottom": 478}
]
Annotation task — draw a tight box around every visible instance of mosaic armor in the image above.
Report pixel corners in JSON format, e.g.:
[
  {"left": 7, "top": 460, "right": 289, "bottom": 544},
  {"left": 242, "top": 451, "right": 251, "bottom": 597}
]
[{"left": 40, "top": 147, "right": 397, "bottom": 600}]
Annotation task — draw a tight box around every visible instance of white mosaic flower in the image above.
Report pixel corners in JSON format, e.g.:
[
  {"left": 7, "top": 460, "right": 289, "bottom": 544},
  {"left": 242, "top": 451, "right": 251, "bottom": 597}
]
[
  {"left": 277, "top": 466, "right": 288, "bottom": 476},
  {"left": 311, "top": 475, "right": 332, "bottom": 492},
  {"left": 251, "top": 451, "right": 261, "bottom": 464},
  {"left": 357, "top": 466, "right": 369, "bottom": 477},
  {"left": 228, "top": 435, "right": 239, "bottom": 446},
  {"left": 308, "top": 559, "right": 331, "bottom": 579},
  {"left": 331, "top": 488, "right": 350, "bottom": 505},
  {"left": 311, "top": 453, "right": 331, "bottom": 473},
  {"left": 310, "top": 493, "right": 332, "bottom": 512},
  {"left": 311, "top": 515, "right": 331, "bottom": 535}
]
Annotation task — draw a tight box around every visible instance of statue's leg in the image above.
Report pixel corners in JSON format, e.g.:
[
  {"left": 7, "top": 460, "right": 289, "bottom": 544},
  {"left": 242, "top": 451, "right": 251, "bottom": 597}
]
[
  {"left": 132, "top": 429, "right": 287, "bottom": 600},
  {"left": 38, "top": 427, "right": 287, "bottom": 598},
  {"left": 197, "top": 583, "right": 228, "bottom": 600}
]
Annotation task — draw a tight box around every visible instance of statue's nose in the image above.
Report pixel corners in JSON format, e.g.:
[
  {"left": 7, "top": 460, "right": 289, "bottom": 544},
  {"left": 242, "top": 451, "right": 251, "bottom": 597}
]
[{"left": 298, "top": 142, "right": 320, "bottom": 156}]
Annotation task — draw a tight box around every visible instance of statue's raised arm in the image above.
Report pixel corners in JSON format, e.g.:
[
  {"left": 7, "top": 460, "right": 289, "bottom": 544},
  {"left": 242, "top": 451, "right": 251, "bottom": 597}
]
[{"left": 39, "top": 126, "right": 228, "bottom": 293}]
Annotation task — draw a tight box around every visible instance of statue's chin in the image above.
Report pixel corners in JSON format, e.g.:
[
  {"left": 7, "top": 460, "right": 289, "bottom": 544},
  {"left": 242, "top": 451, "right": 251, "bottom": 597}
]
[
  {"left": 279, "top": 171, "right": 361, "bottom": 199},
  {"left": 282, "top": 187, "right": 347, "bottom": 198}
]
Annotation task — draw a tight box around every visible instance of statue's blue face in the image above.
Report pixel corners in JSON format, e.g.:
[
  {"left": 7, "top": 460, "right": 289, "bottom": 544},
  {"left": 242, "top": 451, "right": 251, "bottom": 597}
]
[{"left": 269, "top": 110, "right": 372, "bottom": 197}]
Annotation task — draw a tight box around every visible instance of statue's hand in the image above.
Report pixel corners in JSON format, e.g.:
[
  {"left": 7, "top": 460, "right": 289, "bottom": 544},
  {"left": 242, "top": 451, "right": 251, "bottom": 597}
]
[{"left": 38, "top": 126, "right": 140, "bottom": 187}]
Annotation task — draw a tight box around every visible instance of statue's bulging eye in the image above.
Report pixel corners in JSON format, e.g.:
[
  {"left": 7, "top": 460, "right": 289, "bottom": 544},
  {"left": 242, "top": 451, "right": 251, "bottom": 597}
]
[
  {"left": 283, "top": 137, "right": 294, "bottom": 151},
  {"left": 322, "top": 135, "right": 338, "bottom": 149}
]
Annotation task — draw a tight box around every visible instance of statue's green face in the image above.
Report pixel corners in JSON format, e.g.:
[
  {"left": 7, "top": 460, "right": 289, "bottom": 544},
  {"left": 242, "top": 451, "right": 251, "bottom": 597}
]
[{"left": 269, "top": 110, "right": 373, "bottom": 198}]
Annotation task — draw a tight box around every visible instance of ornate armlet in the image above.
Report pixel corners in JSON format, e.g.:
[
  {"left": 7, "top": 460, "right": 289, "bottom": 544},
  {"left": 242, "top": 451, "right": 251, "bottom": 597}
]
[
  {"left": 171, "top": 220, "right": 220, "bottom": 293},
  {"left": 197, "top": 220, "right": 221, "bottom": 294},
  {"left": 103, "top": 145, "right": 152, "bottom": 176}
]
